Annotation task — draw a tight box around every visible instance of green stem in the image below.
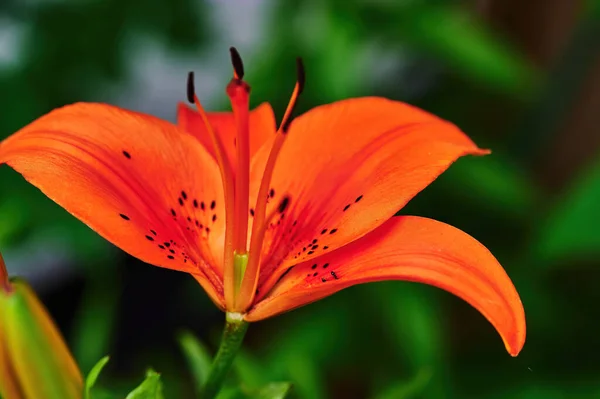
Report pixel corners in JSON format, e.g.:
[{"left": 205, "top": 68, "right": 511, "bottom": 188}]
[{"left": 201, "top": 312, "right": 249, "bottom": 399}]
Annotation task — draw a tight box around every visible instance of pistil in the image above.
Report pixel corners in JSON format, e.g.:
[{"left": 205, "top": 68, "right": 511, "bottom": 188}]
[
  {"left": 235, "top": 58, "right": 305, "bottom": 312},
  {"left": 226, "top": 48, "right": 251, "bottom": 260}
]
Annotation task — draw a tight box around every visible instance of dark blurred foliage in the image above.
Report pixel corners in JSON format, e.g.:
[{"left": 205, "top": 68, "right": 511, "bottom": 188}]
[{"left": 1, "top": 0, "right": 600, "bottom": 397}]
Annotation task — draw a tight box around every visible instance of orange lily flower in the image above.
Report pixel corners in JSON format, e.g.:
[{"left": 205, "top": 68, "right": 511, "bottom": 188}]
[{"left": 0, "top": 48, "right": 525, "bottom": 356}]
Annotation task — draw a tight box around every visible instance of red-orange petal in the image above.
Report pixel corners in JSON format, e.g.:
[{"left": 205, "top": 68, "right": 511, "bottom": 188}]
[
  {"left": 177, "top": 101, "right": 276, "bottom": 170},
  {"left": 249, "top": 97, "right": 489, "bottom": 292},
  {"left": 245, "top": 216, "right": 526, "bottom": 356},
  {"left": 0, "top": 103, "right": 226, "bottom": 308}
]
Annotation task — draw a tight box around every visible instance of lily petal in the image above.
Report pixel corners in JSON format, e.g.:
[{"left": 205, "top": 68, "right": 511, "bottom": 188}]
[
  {"left": 250, "top": 97, "right": 488, "bottom": 289},
  {"left": 177, "top": 102, "right": 276, "bottom": 169},
  {"left": 246, "top": 216, "right": 526, "bottom": 357},
  {"left": 0, "top": 103, "right": 226, "bottom": 307}
]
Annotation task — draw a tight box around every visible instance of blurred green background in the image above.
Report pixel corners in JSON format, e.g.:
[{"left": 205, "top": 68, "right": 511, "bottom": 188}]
[{"left": 1, "top": 0, "right": 600, "bottom": 397}]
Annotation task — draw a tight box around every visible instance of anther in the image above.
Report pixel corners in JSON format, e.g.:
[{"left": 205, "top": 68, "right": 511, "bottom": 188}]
[
  {"left": 186, "top": 72, "right": 195, "bottom": 104},
  {"left": 229, "top": 47, "right": 245, "bottom": 80}
]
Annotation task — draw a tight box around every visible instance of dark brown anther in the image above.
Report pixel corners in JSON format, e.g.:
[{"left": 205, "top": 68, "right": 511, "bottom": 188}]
[
  {"left": 229, "top": 47, "right": 245, "bottom": 79},
  {"left": 187, "top": 71, "right": 195, "bottom": 104}
]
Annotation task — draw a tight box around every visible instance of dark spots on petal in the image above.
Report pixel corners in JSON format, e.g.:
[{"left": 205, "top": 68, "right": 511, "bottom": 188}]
[
  {"left": 323, "top": 246, "right": 329, "bottom": 250},
  {"left": 181, "top": 191, "right": 187, "bottom": 200},
  {"left": 308, "top": 250, "right": 314, "bottom": 255},
  {"left": 193, "top": 199, "right": 198, "bottom": 208},
  {"left": 145, "top": 235, "right": 154, "bottom": 241},
  {"left": 311, "top": 264, "right": 317, "bottom": 270},
  {"left": 323, "top": 263, "right": 329, "bottom": 269},
  {"left": 355, "top": 195, "right": 363, "bottom": 202},
  {"left": 313, "top": 272, "right": 318, "bottom": 277},
  {"left": 250, "top": 208, "right": 255, "bottom": 217},
  {"left": 169, "top": 249, "right": 175, "bottom": 254},
  {"left": 331, "top": 271, "right": 339, "bottom": 279},
  {"left": 212, "top": 214, "right": 217, "bottom": 222},
  {"left": 343, "top": 204, "right": 350, "bottom": 212},
  {"left": 122, "top": 150, "right": 131, "bottom": 159},
  {"left": 293, "top": 220, "right": 298, "bottom": 226},
  {"left": 321, "top": 229, "right": 327, "bottom": 235},
  {"left": 187, "top": 216, "right": 192, "bottom": 222},
  {"left": 330, "top": 228, "right": 338, "bottom": 234},
  {"left": 210, "top": 200, "right": 216, "bottom": 210},
  {"left": 158, "top": 244, "right": 165, "bottom": 249},
  {"left": 167, "top": 255, "right": 175, "bottom": 260},
  {"left": 150, "top": 229, "right": 157, "bottom": 236},
  {"left": 312, "top": 239, "right": 317, "bottom": 244},
  {"left": 311, "top": 245, "right": 318, "bottom": 250},
  {"left": 269, "top": 188, "right": 275, "bottom": 198},
  {"left": 119, "top": 213, "right": 130, "bottom": 220},
  {"left": 205, "top": 227, "right": 210, "bottom": 233},
  {"left": 302, "top": 247, "right": 307, "bottom": 252},
  {"left": 164, "top": 242, "right": 171, "bottom": 248},
  {"left": 278, "top": 196, "right": 290, "bottom": 213},
  {"left": 321, "top": 277, "right": 327, "bottom": 283},
  {"left": 178, "top": 198, "right": 184, "bottom": 206},
  {"left": 195, "top": 220, "right": 200, "bottom": 227},
  {"left": 201, "top": 201, "right": 206, "bottom": 210},
  {"left": 171, "top": 209, "right": 177, "bottom": 217}
]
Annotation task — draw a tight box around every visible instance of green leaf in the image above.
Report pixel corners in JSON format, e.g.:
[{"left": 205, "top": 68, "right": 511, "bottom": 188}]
[
  {"left": 233, "top": 350, "right": 268, "bottom": 388},
  {"left": 373, "top": 368, "right": 432, "bottom": 399},
  {"left": 84, "top": 356, "right": 110, "bottom": 399},
  {"left": 215, "top": 382, "right": 292, "bottom": 399},
  {"left": 256, "top": 383, "right": 292, "bottom": 399},
  {"left": 442, "top": 155, "right": 538, "bottom": 217},
  {"left": 177, "top": 330, "right": 212, "bottom": 393},
  {"left": 126, "top": 370, "right": 164, "bottom": 399},
  {"left": 534, "top": 159, "right": 600, "bottom": 263},
  {"left": 399, "top": 4, "right": 536, "bottom": 98},
  {"left": 73, "top": 273, "right": 120, "bottom": 373}
]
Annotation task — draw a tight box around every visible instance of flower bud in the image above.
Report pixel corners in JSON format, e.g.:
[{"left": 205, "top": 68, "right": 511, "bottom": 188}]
[{"left": 0, "top": 252, "right": 82, "bottom": 399}]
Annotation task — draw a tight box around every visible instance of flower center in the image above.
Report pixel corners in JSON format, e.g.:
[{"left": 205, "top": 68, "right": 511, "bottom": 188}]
[{"left": 187, "top": 49, "right": 304, "bottom": 312}]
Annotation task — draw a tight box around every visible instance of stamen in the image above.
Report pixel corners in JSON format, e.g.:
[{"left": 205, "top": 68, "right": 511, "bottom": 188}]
[
  {"left": 235, "top": 58, "right": 305, "bottom": 312},
  {"left": 187, "top": 72, "right": 237, "bottom": 309}
]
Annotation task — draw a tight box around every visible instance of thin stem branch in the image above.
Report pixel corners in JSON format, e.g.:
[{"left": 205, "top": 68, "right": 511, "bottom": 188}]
[{"left": 201, "top": 313, "right": 249, "bottom": 399}]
